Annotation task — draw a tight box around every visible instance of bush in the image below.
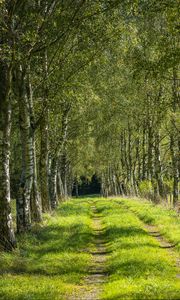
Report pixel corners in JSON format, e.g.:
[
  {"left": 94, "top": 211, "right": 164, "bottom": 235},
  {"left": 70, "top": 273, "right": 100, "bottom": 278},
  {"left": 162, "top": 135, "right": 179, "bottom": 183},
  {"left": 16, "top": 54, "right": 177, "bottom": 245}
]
[{"left": 139, "top": 180, "right": 154, "bottom": 199}]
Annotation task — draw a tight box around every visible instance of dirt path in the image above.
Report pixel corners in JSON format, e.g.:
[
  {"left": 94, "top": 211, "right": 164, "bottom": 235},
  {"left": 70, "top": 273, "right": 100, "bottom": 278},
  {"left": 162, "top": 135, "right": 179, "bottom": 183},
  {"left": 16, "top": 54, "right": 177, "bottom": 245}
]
[
  {"left": 70, "top": 204, "right": 109, "bottom": 300},
  {"left": 144, "top": 224, "right": 180, "bottom": 279},
  {"left": 116, "top": 200, "right": 180, "bottom": 280}
]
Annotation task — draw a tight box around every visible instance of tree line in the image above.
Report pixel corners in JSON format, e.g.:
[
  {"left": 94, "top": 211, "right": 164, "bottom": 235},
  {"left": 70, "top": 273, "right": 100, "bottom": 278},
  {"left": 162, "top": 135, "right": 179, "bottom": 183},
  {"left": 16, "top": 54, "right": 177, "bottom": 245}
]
[{"left": 0, "top": 0, "right": 179, "bottom": 251}]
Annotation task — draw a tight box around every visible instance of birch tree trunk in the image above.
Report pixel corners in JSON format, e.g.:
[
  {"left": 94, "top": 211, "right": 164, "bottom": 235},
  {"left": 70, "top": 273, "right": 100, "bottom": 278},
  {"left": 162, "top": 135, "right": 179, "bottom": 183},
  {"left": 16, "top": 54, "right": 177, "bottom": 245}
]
[
  {"left": 16, "top": 67, "right": 32, "bottom": 233},
  {"left": 49, "top": 158, "right": 58, "bottom": 209},
  {"left": 170, "top": 134, "right": 179, "bottom": 207},
  {"left": 57, "top": 170, "right": 65, "bottom": 199},
  {"left": 39, "top": 50, "right": 51, "bottom": 212},
  {"left": 154, "top": 131, "right": 164, "bottom": 201},
  {"left": 27, "top": 72, "right": 42, "bottom": 222},
  {"left": 147, "top": 119, "right": 154, "bottom": 182},
  {"left": 40, "top": 112, "right": 51, "bottom": 211},
  {"left": 170, "top": 68, "right": 179, "bottom": 207},
  {"left": 142, "top": 126, "right": 147, "bottom": 180},
  {"left": 31, "top": 134, "right": 42, "bottom": 222},
  {"left": 0, "top": 63, "right": 16, "bottom": 250}
]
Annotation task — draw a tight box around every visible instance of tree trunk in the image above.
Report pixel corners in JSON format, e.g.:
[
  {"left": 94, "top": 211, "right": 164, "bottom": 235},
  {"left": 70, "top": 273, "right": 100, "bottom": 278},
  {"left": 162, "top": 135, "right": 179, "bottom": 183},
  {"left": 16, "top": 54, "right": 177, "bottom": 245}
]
[
  {"left": 170, "top": 135, "right": 179, "bottom": 207},
  {"left": 16, "top": 67, "right": 32, "bottom": 233},
  {"left": 39, "top": 50, "right": 51, "bottom": 212},
  {"left": 0, "top": 63, "right": 16, "bottom": 250},
  {"left": 31, "top": 135, "right": 42, "bottom": 222},
  {"left": 27, "top": 72, "right": 42, "bottom": 222},
  {"left": 147, "top": 119, "right": 154, "bottom": 182},
  {"left": 142, "top": 126, "right": 147, "bottom": 180},
  {"left": 57, "top": 170, "right": 64, "bottom": 200},
  {"left": 154, "top": 131, "right": 164, "bottom": 202},
  {"left": 75, "top": 179, "right": 79, "bottom": 198},
  {"left": 49, "top": 158, "right": 58, "bottom": 209},
  {"left": 39, "top": 113, "right": 51, "bottom": 212}
]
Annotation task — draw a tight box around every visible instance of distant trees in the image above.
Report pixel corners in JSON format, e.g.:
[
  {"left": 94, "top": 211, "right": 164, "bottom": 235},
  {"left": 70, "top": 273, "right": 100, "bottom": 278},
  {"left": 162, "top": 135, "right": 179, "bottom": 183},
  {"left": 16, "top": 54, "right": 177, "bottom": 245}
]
[{"left": 89, "top": 1, "right": 179, "bottom": 207}]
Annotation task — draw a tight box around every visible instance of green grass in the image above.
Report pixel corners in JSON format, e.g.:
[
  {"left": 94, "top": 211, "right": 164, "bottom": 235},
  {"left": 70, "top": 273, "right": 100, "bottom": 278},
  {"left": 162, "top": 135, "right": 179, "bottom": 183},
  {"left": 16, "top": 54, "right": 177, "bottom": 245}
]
[
  {"left": 0, "top": 198, "right": 93, "bottom": 300},
  {"left": 1, "top": 196, "right": 180, "bottom": 300},
  {"left": 95, "top": 198, "right": 180, "bottom": 300},
  {"left": 117, "top": 197, "right": 180, "bottom": 252}
]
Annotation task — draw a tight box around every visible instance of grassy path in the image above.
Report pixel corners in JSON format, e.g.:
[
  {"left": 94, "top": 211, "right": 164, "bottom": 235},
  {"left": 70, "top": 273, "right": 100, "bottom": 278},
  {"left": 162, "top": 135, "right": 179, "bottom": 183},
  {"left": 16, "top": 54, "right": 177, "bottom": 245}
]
[
  {"left": 0, "top": 197, "right": 180, "bottom": 300},
  {"left": 71, "top": 203, "right": 109, "bottom": 300}
]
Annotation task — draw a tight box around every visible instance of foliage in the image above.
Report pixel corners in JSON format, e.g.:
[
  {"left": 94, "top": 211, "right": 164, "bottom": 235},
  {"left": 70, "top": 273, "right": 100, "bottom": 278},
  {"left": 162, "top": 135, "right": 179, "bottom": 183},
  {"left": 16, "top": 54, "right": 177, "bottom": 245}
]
[{"left": 139, "top": 180, "right": 154, "bottom": 199}]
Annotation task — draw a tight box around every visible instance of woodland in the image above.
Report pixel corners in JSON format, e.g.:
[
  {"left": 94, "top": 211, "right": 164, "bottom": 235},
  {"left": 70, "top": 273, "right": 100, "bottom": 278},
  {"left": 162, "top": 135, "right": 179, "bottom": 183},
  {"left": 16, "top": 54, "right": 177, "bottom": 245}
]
[{"left": 0, "top": 1, "right": 179, "bottom": 299}]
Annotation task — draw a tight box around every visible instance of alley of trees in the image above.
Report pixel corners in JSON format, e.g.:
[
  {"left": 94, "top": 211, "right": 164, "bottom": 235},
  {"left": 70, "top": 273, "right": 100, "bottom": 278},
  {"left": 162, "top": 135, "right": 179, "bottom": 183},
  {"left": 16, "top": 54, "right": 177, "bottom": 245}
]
[{"left": 0, "top": 0, "right": 179, "bottom": 252}]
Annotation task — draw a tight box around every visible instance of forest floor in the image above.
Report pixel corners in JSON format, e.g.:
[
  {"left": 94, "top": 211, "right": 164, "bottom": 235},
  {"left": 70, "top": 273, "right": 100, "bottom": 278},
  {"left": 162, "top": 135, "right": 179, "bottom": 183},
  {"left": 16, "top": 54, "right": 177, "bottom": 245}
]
[{"left": 0, "top": 197, "right": 180, "bottom": 300}]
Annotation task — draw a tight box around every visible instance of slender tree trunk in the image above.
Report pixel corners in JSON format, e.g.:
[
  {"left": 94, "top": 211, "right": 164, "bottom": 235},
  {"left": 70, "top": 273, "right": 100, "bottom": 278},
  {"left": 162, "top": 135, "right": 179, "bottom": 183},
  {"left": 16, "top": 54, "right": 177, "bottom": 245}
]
[
  {"left": 61, "top": 153, "right": 68, "bottom": 199},
  {"left": 16, "top": 67, "right": 32, "bottom": 233},
  {"left": 147, "top": 119, "right": 153, "bottom": 182},
  {"left": 134, "top": 134, "right": 140, "bottom": 196},
  {"left": 142, "top": 126, "right": 147, "bottom": 180},
  {"left": 39, "top": 50, "right": 51, "bottom": 212},
  {"left": 170, "top": 135, "right": 179, "bottom": 207},
  {"left": 120, "top": 133, "right": 126, "bottom": 195},
  {"left": 123, "top": 130, "right": 129, "bottom": 194},
  {"left": 40, "top": 113, "right": 51, "bottom": 211},
  {"left": 75, "top": 178, "right": 79, "bottom": 198},
  {"left": 27, "top": 72, "right": 42, "bottom": 222},
  {"left": 0, "top": 63, "right": 16, "bottom": 250},
  {"left": 57, "top": 170, "right": 64, "bottom": 200},
  {"left": 127, "top": 124, "right": 135, "bottom": 195},
  {"left": 49, "top": 106, "right": 69, "bottom": 204},
  {"left": 154, "top": 131, "right": 164, "bottom": 202},
  {"left": 31, "top": 135, "right": 42, "bottom": 222},
  {"left": 49, "top": 158, "right": 58, "bottom": 209}
]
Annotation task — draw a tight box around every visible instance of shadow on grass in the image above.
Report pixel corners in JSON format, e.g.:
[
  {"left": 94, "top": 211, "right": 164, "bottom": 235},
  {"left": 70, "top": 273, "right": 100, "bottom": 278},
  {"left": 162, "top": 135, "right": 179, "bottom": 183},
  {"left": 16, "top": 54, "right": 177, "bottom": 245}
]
[
  {"left": 107, "top": 258, "right": 170, "bottom": 277},
  {"left": 32, "top": 223, "right": 92, "bottom": 251},
  {"left": 105, "top": 226, "right": 147, "bottom": 239},
  {"left": 0, "top": 201, "right": 93, "bottom": 280},
  {"left": 0, "top": 290, "right": 64, "bottom": 300},
  {"left": 56, "top": 201, "right": 91, "bottom": 216}
]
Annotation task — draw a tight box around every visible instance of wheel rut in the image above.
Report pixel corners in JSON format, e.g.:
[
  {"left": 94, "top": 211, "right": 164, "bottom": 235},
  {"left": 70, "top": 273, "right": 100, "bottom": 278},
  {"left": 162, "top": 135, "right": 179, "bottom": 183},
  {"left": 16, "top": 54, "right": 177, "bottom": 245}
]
[
  {"left": 116, "top": 201, "right": 180, "bottom": 280},
  {"left": 144, "top": 224, "right": 180, "bottom": 279},
  {"left": 70, "top": 204, "right": 109, "bottom": 300}
]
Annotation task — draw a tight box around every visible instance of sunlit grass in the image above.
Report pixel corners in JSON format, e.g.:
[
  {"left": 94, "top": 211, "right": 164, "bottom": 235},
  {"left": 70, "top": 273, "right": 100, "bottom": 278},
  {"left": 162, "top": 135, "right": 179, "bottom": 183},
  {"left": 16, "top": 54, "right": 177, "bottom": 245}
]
[
  {"left": 1, "top": 196, "right": 180, "bottom": 299},
  {"left": 96, "top": 198, "right": 180, "bottom": 300},
  {"left": 0, "top": 198, "right": 93, "bottom": 300},
  {"left": 118, "top": 198, "right": 180, "bottom": 252}
]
